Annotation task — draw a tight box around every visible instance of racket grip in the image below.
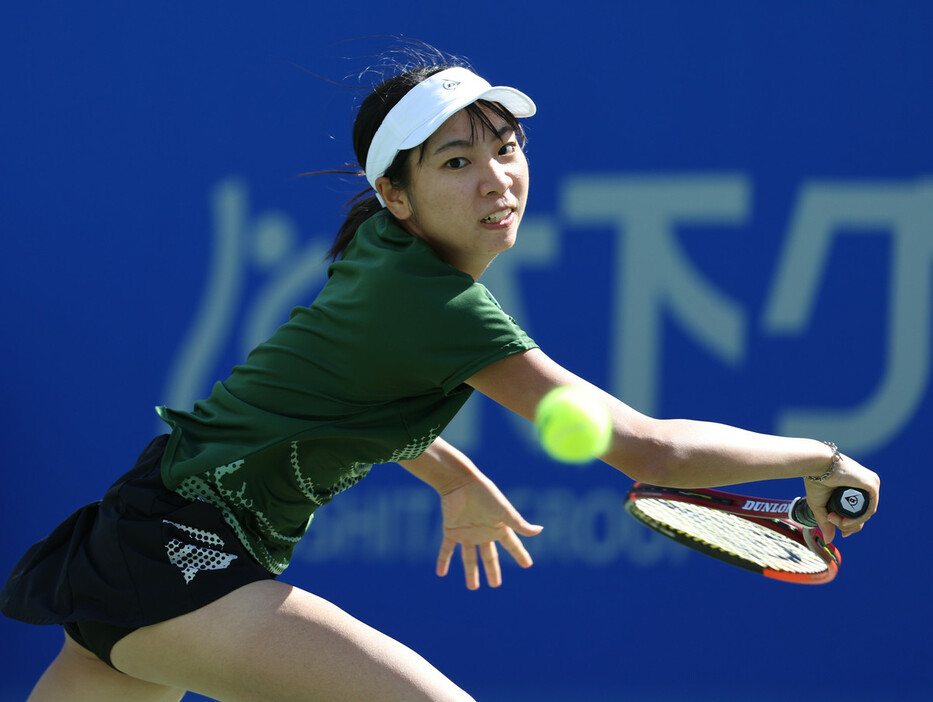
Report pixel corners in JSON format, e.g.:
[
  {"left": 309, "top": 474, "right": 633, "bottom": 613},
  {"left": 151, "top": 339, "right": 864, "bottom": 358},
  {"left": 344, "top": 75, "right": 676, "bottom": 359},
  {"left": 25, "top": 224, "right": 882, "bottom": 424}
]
[{"left": 790, "top": 487, "right": 870, "bottom": 527}]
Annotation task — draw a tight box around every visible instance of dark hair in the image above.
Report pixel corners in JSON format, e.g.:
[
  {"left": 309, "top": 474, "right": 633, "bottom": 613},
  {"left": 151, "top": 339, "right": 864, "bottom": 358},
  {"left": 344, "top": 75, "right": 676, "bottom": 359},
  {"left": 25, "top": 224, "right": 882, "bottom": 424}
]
[{"left": 326, "top": 63, "right": 527, "bottom": 260}]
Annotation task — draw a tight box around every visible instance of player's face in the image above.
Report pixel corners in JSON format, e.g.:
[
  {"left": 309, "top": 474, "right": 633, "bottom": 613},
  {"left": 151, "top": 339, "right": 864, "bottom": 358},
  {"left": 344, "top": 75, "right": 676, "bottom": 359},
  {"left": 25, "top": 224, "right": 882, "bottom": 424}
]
[{"left": 390, "top": 106, "right": 528, "bottom": 279}]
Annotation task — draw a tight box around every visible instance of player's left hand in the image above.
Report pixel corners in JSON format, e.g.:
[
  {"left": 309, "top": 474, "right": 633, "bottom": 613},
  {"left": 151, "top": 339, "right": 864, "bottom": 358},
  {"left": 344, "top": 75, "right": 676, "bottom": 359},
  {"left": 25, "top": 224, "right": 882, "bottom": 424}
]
[{"left": 436, "top": 476, "right": 543, "bottom": 590}]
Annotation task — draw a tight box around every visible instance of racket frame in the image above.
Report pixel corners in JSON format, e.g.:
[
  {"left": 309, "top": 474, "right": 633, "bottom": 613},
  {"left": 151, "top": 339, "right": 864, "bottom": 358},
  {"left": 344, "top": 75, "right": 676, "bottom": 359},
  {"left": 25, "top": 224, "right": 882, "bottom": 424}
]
[{"left": 624, "top": 483, "right": 841, "bottom": 584}]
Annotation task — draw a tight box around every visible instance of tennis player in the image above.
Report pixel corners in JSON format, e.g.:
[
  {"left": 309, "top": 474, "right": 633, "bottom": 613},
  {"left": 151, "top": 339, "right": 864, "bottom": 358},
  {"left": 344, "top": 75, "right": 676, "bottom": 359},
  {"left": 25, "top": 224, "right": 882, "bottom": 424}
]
[{"left": 2, "top": 53, "right": 880, "bottom": 702}]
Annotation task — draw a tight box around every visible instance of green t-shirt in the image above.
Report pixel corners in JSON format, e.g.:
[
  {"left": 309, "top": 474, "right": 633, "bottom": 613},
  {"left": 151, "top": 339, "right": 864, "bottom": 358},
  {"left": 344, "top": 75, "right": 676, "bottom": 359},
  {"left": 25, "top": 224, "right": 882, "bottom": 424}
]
[{"left": 156, "top": 211, "right": 538, "bottom": 574}]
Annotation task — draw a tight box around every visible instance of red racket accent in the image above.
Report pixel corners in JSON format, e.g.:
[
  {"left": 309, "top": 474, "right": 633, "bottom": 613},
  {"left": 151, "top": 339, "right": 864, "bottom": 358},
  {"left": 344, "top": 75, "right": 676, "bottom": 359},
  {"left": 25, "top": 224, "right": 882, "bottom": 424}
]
[{"left": 624, "top": 483, "right": 843, "bottom": 585}]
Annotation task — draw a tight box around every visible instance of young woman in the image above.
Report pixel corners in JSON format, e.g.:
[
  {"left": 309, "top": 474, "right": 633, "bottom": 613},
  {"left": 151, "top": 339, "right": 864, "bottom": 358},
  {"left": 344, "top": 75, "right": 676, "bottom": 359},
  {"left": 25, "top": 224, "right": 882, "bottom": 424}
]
[{"left": 2, "top": 56, "right": 880, "bottom": 702}]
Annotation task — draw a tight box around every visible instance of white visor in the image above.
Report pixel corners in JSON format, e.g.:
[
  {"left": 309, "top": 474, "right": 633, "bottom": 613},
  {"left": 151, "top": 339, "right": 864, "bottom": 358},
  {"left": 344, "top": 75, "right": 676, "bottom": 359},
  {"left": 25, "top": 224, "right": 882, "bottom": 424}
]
[{"left": 364, "top": 66, "right": 536, "bottom": 204}]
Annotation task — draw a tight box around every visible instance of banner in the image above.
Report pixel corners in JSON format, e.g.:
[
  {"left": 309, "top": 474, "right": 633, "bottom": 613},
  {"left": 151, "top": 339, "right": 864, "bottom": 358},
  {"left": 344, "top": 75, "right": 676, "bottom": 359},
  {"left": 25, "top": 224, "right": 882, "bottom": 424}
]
[{"left": 2, "top": 3, "right": 929, "bottom": 700}]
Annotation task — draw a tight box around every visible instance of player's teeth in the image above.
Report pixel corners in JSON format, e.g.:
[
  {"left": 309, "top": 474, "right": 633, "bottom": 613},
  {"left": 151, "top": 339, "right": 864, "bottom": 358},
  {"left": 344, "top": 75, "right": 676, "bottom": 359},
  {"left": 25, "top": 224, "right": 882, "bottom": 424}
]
[{"left": 482, "top": 209, "right": 510, "bottom": 223}]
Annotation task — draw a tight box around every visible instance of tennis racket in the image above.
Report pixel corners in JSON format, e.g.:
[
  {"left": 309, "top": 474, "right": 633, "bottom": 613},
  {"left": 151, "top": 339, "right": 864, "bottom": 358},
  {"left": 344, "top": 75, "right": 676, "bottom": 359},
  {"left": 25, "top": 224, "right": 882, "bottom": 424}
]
[{"left": 624, "top": 484, "right": 870, "bottom": 584}]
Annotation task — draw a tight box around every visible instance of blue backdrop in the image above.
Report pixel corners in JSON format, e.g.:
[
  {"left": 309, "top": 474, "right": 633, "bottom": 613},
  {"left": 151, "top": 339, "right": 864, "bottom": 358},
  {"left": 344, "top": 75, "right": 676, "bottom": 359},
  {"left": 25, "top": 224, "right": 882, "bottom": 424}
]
[{"left": 2, "top": 2, "right": 930, "bottom": 700}]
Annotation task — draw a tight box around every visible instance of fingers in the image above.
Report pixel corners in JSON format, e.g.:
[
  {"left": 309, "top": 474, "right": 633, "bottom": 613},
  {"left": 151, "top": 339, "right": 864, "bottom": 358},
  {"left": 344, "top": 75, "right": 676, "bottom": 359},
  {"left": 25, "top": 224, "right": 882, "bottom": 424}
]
[
  {"left": 438, "top": 519, "right": 544, "bottom": 589},
  {"left": 512, "top": 520, "right": 544, "bottom": 538},
  {"left": 442, "top": 534, "right": 533, "bottom": 589},
  {"left": 461, "top": 542, "right": 502, "bottom": 589},
  {"left": 831, "top": 514, "right": 865, "bottom": 539},
  {"left": 460, "top": 541, "right": 480, "bottom": 590},
  {"left": 814, "top": 502, "right": 869, "bottom": 543},
  {"left": 436, "top": 538, "right": 455, "bottom": 577},
  {"left": 840, "top": 524, "right": 864, "bottom": 538},
  {"left": 819, "top": 516, "right": 837, "bottom": 544},
  {"left": 820, "top": 475, "right": 880, "bottom": 540},
  {"left": 820, "top": 504, "right": 868, "bottom": 541},
  {"left": 479, "top": 542, "right": 502, "bottom": 588},
  {"left": 830, "top": 455, "right": 881, "bottom": 531},
  {"left": 499, "top": 503, "right": 544, "bottom": 539},
  {"left": 500, "top": 529, "right": 535, "bottom": 569}
]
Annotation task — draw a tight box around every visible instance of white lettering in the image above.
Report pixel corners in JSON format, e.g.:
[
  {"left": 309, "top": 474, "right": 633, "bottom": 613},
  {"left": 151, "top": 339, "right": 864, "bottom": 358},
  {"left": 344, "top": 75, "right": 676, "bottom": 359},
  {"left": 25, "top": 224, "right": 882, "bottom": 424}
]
[
  {"left": 562, "top": 175, "right": 750, "bottom": 415},
  {"left": 161, "top": 178, "right": 328, "bottom": 417},
  {"left": 743, "top": 499, "right": 790, "bottom": 514},
  {"left": 763, "top": 179, "right": 933, "bottom": 452}
]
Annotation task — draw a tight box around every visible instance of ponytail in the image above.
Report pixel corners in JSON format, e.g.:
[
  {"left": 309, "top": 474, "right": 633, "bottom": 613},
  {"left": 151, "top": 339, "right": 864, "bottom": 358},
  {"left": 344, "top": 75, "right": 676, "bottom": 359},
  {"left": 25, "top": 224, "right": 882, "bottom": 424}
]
[
  {"left": 327, "top": 192, "right": 384, "bottom": 261},
  {"left": 325, "top": 62, "right": 459, "bottom": 261}
]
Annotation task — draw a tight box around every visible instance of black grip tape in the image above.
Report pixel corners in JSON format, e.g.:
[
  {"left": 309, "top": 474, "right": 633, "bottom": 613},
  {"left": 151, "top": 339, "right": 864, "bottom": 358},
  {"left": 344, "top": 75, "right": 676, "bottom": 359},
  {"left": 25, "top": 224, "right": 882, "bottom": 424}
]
[
  {"left": 827, "top": 487, "right": 870, "bottom": 519},
  {"left": 790, "top": 487, "right": 870, "bottom": 527},
  {"left": 790, "top": 496, "right": 817, "bottom": 528}
]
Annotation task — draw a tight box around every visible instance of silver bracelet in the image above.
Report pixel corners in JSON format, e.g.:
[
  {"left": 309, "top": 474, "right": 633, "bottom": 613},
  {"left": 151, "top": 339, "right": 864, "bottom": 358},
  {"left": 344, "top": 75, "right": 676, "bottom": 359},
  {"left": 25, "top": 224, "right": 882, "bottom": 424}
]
[{"left": 806, "top": 441, "right": 842, "bottom": 482}]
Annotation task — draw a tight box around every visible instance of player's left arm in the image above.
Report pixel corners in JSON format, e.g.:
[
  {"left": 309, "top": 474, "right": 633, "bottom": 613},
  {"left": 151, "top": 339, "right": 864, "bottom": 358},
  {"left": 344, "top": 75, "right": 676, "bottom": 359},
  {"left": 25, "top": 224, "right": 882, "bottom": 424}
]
[{"left": 398, "top": 437, "right": 543, "bottom": 589}]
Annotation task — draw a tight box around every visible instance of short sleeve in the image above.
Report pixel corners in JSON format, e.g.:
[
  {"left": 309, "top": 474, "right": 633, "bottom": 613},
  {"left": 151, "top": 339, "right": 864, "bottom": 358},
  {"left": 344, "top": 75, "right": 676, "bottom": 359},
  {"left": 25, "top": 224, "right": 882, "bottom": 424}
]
[{"left": 313, "top": 215, "right": 538, "bottom": 397}]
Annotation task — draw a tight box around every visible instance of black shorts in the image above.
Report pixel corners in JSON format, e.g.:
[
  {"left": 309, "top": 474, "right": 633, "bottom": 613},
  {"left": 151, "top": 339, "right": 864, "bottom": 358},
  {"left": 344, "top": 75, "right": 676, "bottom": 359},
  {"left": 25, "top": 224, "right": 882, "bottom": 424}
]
[{"left": 1, "top": 435, "right": 275, "bottom": 669}]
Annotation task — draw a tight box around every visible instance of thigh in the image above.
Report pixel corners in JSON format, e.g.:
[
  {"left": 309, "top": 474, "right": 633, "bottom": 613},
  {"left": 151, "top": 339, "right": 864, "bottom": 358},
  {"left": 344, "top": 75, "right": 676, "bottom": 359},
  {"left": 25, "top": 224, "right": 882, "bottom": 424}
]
[
  {"left": 28, "top": 632, "right": 185, "bottom": 702},
  {"left": 110, "top": 580, "right": 473, "bottom": 702}
]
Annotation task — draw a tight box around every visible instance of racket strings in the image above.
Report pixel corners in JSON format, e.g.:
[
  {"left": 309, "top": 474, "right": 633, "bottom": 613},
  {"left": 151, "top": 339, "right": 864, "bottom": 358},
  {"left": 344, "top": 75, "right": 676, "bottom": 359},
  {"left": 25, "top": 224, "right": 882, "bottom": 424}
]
[{"left": 632, "top": 498, "right": 828, "bottom": 574}]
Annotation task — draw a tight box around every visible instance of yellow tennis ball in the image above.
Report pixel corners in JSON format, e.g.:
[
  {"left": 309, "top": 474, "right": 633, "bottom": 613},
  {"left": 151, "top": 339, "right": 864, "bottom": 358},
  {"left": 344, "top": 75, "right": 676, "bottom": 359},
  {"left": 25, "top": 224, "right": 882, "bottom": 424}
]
[{"left": 535, "top": 386, "right": 612, "bottom": 464}]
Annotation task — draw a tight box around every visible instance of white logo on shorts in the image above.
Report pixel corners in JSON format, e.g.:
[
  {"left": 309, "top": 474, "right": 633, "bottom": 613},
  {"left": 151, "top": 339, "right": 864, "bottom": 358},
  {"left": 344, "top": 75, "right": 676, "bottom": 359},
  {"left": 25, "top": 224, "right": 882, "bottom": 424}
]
[{"left": 163, "top": 520, "right": 238, "bottom": 584}]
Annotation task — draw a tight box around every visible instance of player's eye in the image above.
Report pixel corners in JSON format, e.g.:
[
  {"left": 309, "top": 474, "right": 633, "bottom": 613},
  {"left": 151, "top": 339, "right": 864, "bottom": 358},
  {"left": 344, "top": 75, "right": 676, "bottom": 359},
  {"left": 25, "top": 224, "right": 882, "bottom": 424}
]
[
  {"left": 499, "top": 141, "right": 519, "bottom": 156},
  {"left": 445, "top": 157, "right": 470, "bottom": 170}
]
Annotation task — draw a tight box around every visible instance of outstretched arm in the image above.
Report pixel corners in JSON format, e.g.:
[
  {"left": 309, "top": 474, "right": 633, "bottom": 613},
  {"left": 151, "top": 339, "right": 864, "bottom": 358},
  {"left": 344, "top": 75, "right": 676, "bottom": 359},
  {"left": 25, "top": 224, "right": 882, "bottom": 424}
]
[
  {"left": 398, "top": 437, "right": 543, "bottom": 589},
  {"left": 466, "top": 348, "right": 880, "bottom": 542}
]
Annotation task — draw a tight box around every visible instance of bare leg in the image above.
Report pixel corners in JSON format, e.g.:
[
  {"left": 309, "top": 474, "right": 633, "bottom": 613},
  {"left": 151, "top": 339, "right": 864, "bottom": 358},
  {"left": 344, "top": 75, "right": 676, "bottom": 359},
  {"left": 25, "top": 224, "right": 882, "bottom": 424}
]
[
  {"left": 110, "top": 580, "right": 474, "bottom": 702},
  {"left": 28, "top": 631, "right": 185, "bottom": 702}
]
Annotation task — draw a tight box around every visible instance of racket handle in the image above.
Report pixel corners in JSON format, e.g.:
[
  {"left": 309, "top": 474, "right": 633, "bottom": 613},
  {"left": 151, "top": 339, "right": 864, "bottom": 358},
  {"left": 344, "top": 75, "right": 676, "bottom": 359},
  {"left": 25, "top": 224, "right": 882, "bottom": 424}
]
[{"left": 790, "top": 487, "right": 870, "bottom": 528}]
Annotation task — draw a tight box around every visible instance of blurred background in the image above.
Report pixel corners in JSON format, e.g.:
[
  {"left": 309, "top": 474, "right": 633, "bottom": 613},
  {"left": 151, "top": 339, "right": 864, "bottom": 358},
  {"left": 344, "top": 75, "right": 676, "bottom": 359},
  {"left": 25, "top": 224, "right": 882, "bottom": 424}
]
[{"left": 2, "top": 2, "right": 930, "bottom": 700}]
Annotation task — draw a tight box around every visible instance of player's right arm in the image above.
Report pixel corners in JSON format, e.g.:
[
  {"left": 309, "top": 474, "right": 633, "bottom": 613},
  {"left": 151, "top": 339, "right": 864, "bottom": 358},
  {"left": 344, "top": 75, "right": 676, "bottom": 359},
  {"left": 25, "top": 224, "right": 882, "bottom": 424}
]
[{"left": 466, "top": 348, "right": 880, "bottom": 538}]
